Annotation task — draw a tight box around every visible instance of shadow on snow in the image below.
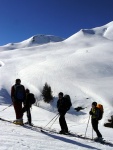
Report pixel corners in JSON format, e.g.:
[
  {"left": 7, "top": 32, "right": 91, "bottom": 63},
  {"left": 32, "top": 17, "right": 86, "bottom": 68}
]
[
  {"left": 41, "top": 131, "right": 101, "bottom": 150},
  {"left": 0, "top": 88, "right": 12, "bottom": 105}
]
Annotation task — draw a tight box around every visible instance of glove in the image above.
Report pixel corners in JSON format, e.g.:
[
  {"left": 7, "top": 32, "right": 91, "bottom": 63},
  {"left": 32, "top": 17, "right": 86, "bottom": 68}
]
[{"left": 89, "top": 111, "right": 93, "bottom": 115}]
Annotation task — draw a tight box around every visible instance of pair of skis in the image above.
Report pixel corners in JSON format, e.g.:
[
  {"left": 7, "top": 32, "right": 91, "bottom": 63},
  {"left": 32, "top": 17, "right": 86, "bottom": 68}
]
[{"left": 40, "top": 128, "right": 113, "bottom": 147}]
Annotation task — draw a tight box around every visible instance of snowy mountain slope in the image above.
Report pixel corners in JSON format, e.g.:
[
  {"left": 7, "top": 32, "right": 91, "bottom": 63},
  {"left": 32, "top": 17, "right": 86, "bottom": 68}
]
[
  {"left": 0, "top": 22, "right": 113, "bottom": 119},
  {"left": 0, "top": 21, "right": 113, "bottom": 150},
  {"left": 0, "top": 35, "right": 64, "bottom": 51}
]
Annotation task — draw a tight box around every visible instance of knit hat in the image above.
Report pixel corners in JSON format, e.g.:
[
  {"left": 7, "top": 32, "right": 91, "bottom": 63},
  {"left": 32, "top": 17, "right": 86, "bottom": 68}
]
[
  {"left": 25, "top": 89, "right": 30, "bottom": 93},
  {"left": 15, "top": 79, "right": 21, "bottom": 84},
  {"left": 92, "top": 102, "right": 97, "bottom": 106},
  {"left": 58, "top": 92, "right": 63, "bottom": 97}
]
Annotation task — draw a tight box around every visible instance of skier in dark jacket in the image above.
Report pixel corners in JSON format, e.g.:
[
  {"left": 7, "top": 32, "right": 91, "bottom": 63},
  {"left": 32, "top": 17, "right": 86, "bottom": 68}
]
[
  {"left": 22, "top": 89, "right": 32, "bottom": 125},
  {"left": 57, "top": 92, "right": 71, "bottom": 134},
  {"left": 89, "top": 102, "right": 102, "bottom": 141},
  {"left": 11, "top": 79, "right": 26, "bottom": 125}
]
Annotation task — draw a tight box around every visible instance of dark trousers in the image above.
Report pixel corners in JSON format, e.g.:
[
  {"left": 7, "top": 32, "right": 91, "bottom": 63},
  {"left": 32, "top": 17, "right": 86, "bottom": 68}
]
[
  {"left": 59, "top": 112, "right": 68, "bottom": 132},
  {"left": 91, "top": 119, "right": 102, "bottom": 137},
  {"left": 13, "top": 101, "right": 23, "bottom": 119},
  {"left": 22, "top": 106, "right": 32, "bottom": 124}
]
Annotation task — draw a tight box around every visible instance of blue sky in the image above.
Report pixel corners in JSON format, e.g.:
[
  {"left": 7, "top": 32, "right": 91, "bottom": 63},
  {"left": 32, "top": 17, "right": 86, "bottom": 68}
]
[{"left": 0, "top": 0, "right": 113, "bottom": 45}]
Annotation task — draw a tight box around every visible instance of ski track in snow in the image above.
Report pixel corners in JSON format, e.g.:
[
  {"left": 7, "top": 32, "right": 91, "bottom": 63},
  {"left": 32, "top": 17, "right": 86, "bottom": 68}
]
[
  {"left": 0, "top": 117, "right": 111, "bottom": 150},
  {"left": 0, "top": 105, "right": 113, "bottom": 150}
]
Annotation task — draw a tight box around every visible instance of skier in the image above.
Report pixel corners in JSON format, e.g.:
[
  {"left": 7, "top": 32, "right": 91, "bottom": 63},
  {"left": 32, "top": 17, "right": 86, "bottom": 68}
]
[
  {"left": 57, "top": 92, "right": 71, "bottom": 134},
  {"left": 89, "top": 102, "right": 103, "bottom": 141},
  {"left": 11, "top": 79, "right": 26, "bottom": 125},
  {"left": 22, "top": 89, "right": 35, "bottom": 126}
]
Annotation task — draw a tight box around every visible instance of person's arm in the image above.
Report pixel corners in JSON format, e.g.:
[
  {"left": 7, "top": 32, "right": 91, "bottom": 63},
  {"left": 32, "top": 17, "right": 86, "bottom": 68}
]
[
  {"left": 22, "top": 85, "right": 26, "bottom": 99},
  {"left": 57, "top": 100, "right": 63, "bottom": 113},
  {"left": 11, "top": 86, "right": 15, "bottom": 102},
  {"left": 89, "top": 108, "right": 93, "bottom": 115}
]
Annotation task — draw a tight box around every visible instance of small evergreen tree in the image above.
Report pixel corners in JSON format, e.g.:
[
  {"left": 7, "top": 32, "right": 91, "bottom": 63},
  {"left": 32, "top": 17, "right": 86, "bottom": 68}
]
[{"left": 42, "top": 82, "right": 53, "bottom": 103}]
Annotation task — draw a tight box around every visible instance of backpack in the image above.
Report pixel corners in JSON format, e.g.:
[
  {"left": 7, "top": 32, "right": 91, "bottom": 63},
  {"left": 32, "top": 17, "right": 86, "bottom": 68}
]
[
  {"left": 64, "top": 94, "right": 72, "bottom": 111},
  {"left": 14, "top": 85, "right": 25, "bottom": 101},
  {"left": 96, "top": 104, "right": 104, "bottom": 120},
  {"left": 27, "top": 93, "right": 36, "bottom": 104}
]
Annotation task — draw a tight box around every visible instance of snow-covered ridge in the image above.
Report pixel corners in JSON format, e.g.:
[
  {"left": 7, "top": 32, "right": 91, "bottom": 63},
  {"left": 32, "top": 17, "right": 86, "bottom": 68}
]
[
  {"left": 0, "top": 34, "right": 64, "bottom": 50},
  {"left": 66, "top": 21, "right": 113, "bottom": 41},
  {"left": 0, "top": 21, "right": 113, "bottom": 51},
  {"left": 82, "top": 21, "right": 113, "bottom": 39}
]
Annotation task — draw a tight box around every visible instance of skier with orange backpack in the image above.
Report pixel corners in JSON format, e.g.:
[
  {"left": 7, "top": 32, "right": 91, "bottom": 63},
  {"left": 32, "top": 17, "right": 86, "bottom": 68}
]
[{"left": 89, "top": 102, "right": 103, "bottom": 142}]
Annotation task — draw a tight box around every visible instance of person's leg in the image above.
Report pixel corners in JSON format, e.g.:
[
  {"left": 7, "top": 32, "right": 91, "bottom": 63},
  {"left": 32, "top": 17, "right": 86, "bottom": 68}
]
[
  {"left": 22, "top": 105, "right": 28, "bottom": 123},
  {"left": 27, "top": 108, "right": 32, "bottom": 125},
  {"left": 13, "top": 101, "right": 23, "bottom": 125},
  {"left": 59, "top": 113, "right": 68, "bottom": 133},
  {"left": 13, "top": 102, "right": 18, "bottom": 119},
  {"left": 13, "top": 101, "right": 22, "bottom": 119},
  {"left": 92, "top": 119, "right": 102, "bottom": 138},
  {"left": 59, "top": 114, "right": 64, "bottom": 131},
  {"left": 22, "top": 106, "right": 27, "bottom": 113},
  {"left": 62, "top": 114, "right": 68, "bottom": 132}
]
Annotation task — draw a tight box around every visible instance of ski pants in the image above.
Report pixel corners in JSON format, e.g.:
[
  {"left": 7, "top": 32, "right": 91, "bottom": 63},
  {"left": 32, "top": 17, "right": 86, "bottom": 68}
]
[
  {"left": 13, "top": 101, "right": 23, "bottom": 119},
  {"left": 91, "top": 119, "right": 102, "bottom": 137},
  {"left": 59, "top": 112, "right": 68, "bottom": 132},
  {"left": 22, "top": 106, "right": 32, "bottom": 124}
]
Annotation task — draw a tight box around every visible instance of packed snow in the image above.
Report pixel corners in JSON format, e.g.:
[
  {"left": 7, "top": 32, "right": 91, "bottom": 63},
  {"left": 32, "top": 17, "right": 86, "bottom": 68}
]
[{"left": 0, "top": 21, "right": 113, "bottom": 150}]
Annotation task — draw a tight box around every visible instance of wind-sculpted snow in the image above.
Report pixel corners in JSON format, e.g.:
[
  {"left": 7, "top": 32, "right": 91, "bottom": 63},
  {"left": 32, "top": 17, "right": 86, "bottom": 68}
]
[{"left": 82, "top": 29, "right": 95, "bottom": 35}]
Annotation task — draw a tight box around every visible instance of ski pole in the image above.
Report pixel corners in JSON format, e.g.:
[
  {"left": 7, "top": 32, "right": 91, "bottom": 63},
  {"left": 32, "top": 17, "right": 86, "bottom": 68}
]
[
  {"left": 44, "top": 113, "right": 59, "bottom": 128},
  {"left": 0, "top": 104, "right": 12, "bottom": 112},
  {"left": 49, "top": 114, "right": 59, "bottom": 129},
  {"left": 85, "top": 115, "right": 90, "bottom": 138},
  {"left": 92, "top": 126, "right": 93, "bottom": 140}
]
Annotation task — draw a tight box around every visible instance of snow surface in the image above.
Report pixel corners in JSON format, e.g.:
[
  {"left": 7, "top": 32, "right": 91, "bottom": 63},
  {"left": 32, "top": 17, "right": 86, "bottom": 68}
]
[{"left": 0, "top": 21, "right": 113, "bottom": 149}]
